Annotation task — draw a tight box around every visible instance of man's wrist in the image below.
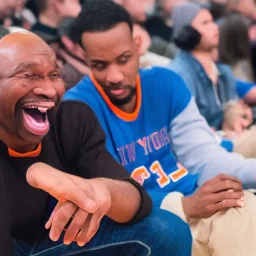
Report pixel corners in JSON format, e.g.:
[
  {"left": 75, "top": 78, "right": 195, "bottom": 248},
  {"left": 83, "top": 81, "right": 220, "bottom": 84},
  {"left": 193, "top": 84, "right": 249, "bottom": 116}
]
[{"left": 181, "top": 196, "right": 194, "bottom": 221}]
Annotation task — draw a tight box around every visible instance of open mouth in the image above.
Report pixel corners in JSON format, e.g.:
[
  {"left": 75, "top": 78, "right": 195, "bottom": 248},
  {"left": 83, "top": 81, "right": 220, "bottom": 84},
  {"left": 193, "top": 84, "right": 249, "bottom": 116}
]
[
  {"left": 109, "top": 88, "right": 126, "bottom": 97},
  {"left": 22, "top": 102, "right": 55, "bottom": 136}
]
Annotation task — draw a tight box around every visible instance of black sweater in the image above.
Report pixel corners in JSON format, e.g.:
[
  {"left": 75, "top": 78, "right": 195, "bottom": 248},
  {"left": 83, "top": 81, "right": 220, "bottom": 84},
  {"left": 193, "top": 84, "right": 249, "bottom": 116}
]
[{"left": 0, "top": 101, "right": 152, "bottom": 255}]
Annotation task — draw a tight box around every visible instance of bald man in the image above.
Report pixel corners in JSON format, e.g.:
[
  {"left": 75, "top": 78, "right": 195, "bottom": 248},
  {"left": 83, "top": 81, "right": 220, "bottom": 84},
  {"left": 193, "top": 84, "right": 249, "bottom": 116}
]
[{"left": 0, "top": 32, "right": 192, "bottom": 256}]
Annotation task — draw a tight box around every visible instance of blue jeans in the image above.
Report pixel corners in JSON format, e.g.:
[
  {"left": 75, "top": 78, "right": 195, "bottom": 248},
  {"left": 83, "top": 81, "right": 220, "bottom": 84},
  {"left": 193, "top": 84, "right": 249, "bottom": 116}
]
[{"left": 14, "top": 209, "right": 192, "bottom": 256}]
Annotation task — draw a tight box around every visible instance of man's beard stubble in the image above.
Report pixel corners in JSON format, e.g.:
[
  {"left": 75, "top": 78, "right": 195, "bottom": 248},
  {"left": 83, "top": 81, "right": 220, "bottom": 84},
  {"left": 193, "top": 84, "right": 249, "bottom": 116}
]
[{"left": 105, "top": 86, "right": 137, "bottom": 107}]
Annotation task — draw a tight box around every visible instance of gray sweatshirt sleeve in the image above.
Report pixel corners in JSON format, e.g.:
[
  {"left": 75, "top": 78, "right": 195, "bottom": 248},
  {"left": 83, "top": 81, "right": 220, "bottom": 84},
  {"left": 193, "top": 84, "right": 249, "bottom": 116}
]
[{"left": 169, "top": 98, "right": 256, "bottom": 189}]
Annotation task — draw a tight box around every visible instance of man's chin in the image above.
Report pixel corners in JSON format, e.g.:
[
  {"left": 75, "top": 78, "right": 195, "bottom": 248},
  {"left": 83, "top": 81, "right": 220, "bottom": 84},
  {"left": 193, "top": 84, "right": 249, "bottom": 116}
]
[
  {"left": 17, "top": 128, "right": 46, "bottom": 147},
  {"left": 108, "top": 88, "right": 136, "bottom": 107}
]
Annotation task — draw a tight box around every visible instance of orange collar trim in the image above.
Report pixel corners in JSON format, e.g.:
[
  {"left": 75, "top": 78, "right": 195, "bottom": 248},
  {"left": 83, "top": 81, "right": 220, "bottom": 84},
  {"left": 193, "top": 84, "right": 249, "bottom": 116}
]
[
  {"left": 90, "top": 74, "right": 141, "bottom": 122},
  {"left": 8, "top": 143, "right": 42, "bottom": 158}
]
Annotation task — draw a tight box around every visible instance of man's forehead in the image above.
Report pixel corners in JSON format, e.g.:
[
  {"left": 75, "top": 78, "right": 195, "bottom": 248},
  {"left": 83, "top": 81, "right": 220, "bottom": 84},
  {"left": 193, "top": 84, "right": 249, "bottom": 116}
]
[
  {"left": 0, "top": 32, "right": 56, "bottom": 72},
  {"left": 0, "top": 32, "right": 54, "bottom": 56},
  {"left": 82, "top": 23, "right": 134, "bottom": 54}
]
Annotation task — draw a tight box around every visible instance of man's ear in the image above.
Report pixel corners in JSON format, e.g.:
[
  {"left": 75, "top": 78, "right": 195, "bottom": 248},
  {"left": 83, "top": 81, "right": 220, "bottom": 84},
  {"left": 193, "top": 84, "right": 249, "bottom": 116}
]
[{"left": 134, "top": 35, "right": 143, "bottom": 56}]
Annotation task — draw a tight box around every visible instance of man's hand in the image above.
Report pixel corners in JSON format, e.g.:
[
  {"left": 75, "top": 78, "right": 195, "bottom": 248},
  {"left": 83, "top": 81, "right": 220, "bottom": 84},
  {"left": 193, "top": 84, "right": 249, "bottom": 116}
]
[
  {"left": 27, "top": 162, "right": 142, "bottom": 246},
  {"left": 45, "top": 178, "right": 112, "bottom": 246},
  {"left": 182, "top": 174, "right": 245, "bottom": 219},
  {"left": 27, "top": 163, "right": 112, "bottom": 246},
  {"left": 26, "top": 162, "right": 98, "bottom": 213},
  {"left": 223, "top": 100, "right": 253, "bottom": 134}
]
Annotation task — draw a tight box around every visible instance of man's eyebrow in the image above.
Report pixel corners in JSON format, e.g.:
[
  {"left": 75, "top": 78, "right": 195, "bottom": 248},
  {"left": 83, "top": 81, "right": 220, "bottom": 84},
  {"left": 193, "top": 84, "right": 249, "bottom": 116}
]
[
  {"left": 90, "top": 51, "right": 131, "bottom": 63},
  {"left": 90, "top": 59, "right": 107, "bottom": 64},
  {"left": 12, "top": 62, "right": 39, "bottom": 74},
  {"left": 115, "top": 50, "right": 131, "bottom": 59}
]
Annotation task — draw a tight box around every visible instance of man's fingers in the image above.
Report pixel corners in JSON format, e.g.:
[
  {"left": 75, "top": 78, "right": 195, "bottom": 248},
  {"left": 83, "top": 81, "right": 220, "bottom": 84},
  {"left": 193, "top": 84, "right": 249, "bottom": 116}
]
[
  {"left": 215, "top": 174, "right": 242, "bottom": 185},
  {"left": 45, "top": 201, "right": 64, "bottom": 230},
  {"left": 215, "top": 198, "right": 246, "bottom": 211},
  {"left": 206, "top": 198, "right": 246, "bottom": 216},
  {"left": 75, "top": 215, "right": 92, "bottom": 246},
  {"left": 27, "top": 163, "right": 98, "bottom": 213},
  {"left": 209, "top": 179, "right": 243, "bottom": 193},
  {"left": 49, "top": 201, "right": 77, "bottom": 242},
  {"left": 212, "top": 191, "right": 244, "bottom": 204},
  {"left": 84, "top": 212, "right": 103, "bottom": 244},
  {"left": 63, "top": 209, "right": 89, "bottom": 245},
  {"left": 76, "top": 212, "right": 102, "bottom": 247}
]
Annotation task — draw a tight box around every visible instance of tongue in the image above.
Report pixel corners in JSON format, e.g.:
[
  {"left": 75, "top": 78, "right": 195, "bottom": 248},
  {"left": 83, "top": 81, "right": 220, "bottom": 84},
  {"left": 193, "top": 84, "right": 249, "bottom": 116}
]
[
  {"left": 23, "top": 109, "right": 50, "bottom": 136},
  {"left": 29, "top": 109, "right": 44, "bottom": 124},
  {"left": 25, "top": 109, "right": 44, "bottom": 125}
]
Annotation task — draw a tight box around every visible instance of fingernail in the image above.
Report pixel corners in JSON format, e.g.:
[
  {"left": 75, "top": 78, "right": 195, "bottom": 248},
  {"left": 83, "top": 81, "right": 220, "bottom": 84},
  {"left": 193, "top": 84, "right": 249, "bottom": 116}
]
[
  {"left": 237, "top": 200, "right": 246, "bottom": 207},
  {"left": 64, "top": 240, "right": 71, "bottom": 245},
  {"left": 240, "top": 196, "right": 245, "bottom": 201},
  {"left": 49, "top": 231, "right": 58, "bottom": 242},
  {"left": 77, "top": 241, "right": 86, "bottom": 247}
]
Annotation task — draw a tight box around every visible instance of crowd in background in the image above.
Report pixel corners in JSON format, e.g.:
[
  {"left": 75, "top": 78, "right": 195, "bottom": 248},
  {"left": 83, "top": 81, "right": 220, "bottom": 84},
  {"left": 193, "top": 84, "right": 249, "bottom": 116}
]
[
  {"left": 0, "top": 1, "right": 255, "bottom": 84},
  {"left": 1, "top": 0, "right": 256, "bottom": 153}
]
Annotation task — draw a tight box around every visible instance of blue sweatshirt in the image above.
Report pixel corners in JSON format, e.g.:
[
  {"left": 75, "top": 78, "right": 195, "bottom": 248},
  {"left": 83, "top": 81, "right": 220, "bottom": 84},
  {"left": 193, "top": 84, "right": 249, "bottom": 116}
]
[{"left": 64, "top": 67, "right": 256, "bottom": 206}]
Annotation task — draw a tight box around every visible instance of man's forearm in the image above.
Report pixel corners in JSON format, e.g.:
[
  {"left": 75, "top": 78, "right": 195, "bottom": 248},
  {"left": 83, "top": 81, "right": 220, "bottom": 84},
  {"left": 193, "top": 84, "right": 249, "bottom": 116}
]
[
  {"left": 101, "top": 179, "right": 142, "bottom": 223},
  {"left": 170, "top": 99, "right": 256, "bottom": 188}
]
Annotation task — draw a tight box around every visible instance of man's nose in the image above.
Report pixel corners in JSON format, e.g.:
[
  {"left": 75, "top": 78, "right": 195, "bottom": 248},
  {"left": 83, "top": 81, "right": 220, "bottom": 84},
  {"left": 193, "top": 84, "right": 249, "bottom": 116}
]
[
  {"left": 106, "top": 66, "right": 124, "bottom": 84},
  {"left": 33, "top": 81, "right": 57, "bottom": 99}
]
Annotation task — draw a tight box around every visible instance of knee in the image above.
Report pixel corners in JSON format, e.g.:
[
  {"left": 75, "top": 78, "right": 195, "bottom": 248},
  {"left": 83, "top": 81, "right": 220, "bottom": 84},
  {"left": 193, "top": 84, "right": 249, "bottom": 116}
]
[{"left": 142, "top": 208, "right": 192, "bottom": 255}]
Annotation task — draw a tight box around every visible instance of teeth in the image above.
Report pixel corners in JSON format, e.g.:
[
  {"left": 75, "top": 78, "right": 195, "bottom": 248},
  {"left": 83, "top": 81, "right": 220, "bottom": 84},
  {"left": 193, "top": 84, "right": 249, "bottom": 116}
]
[
  {"left": 23, "top": 102, "right": 55, "bottom": 110},
  {"left": 38, "top": 107, "right": 48, "bottom": 113},
  {"left": 26, "top": 106, "right": 38, "bottom": 109}
]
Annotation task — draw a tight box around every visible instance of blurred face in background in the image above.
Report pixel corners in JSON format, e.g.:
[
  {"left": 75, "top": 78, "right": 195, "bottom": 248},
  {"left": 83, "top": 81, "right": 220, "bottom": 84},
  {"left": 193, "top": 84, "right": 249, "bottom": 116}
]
[
  {"left": 192, "top": 9, "right": 220, "bottom": 51},
  {"left": 116, "top": 0, "right": 155, "bottom": 22},
  {"left": 160, "top": 0, "right": 188, "bottom": 15},
  {"left": 54, "top": 0, "right": 81, "bottom": 18},
  {"left": 228, "top": 0, "right": 256, "bottom": 20},
  {"left": 0, "top": 0, "right": 18, "bottom": 19}
]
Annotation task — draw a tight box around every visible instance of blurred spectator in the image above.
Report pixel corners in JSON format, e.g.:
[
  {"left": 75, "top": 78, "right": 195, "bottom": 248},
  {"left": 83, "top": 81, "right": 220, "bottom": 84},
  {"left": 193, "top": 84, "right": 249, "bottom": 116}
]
[
  {"left": 227, "top": 0, "right": 256, "bottom": 21},
  {"left": 32, "top": 0, "right": 81, "bottom": 41},
  {"left": 11, "top": 0, "right": 36, "bottom": 30},
  {"left": 58, "top": 17, "right": 90, "bottom": 90},
  {"left": 208, "top": 0, "right": 228, "bottom": 20},
  {"left": 144, "top": 0, "right": 187, "bottom": 42},
  {"left": 219, "top": 14, "right": 254, "bottom": 83},
  {"left": 0, "top": 0, "right": 18, "bottom": 24},
  {"left": 114, "top": 0, "right": 155, "bottom": 23},
  {"left": 168, "top": 2, "right": 256, "bottom": 158},
  {"left": 115, "top": 0, "right": 178, "bottom": 59}
]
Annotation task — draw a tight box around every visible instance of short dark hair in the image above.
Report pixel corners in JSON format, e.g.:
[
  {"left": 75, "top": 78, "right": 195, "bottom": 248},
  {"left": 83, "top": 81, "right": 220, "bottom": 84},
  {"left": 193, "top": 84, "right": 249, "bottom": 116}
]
[{"left": 69, "top": 0, "right": 133, "bottom": 46}]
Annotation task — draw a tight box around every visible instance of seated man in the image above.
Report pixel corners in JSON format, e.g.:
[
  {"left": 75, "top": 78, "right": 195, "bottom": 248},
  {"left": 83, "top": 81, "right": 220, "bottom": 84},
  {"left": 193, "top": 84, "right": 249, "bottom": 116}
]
[
  {"left": 32, "top": 0, "right": 81, "bottom": 41},
  {"left": 64, "top": 1, "right": 256, "bottom": 255},
  {"left": 0, "top": 32, "right": 192, "bottom": 255},
  {"left": 168, "top": 2, "right": 256, "bottom": 158},
  {"left": 0, "top": 0, "right": 18, "bottom": 25},
  {"left": 58, "top": 17, "right": 90, "bottom": 90}
]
